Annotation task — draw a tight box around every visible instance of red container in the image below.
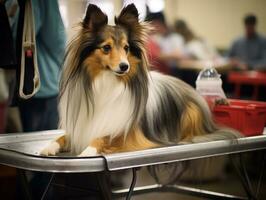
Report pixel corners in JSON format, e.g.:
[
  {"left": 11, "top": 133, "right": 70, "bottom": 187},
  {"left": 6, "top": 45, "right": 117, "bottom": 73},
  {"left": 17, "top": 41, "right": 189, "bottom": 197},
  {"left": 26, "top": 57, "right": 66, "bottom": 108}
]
[{"left": 213, "top": 99, "right": 266, "bottom": 136}]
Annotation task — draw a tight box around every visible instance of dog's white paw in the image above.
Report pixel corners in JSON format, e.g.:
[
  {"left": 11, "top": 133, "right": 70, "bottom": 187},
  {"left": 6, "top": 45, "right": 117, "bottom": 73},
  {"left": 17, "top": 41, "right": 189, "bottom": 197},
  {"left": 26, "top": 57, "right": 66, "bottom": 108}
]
[
  {"left": 78, "top": 146, "right": 98, "bottom": 157},
  {"left": 40, "top": 141, "right": 60, "bottom": 156}
]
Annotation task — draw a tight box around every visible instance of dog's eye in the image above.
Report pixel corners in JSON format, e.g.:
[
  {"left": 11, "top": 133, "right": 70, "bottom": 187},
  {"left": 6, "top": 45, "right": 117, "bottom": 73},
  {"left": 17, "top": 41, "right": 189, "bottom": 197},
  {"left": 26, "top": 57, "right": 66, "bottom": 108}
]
[
  {"left": 102, "top": 45, "right": 111, "bottom": 54},
  {"left": 124, "top": 45, "right": 129, "bottom": 53}
]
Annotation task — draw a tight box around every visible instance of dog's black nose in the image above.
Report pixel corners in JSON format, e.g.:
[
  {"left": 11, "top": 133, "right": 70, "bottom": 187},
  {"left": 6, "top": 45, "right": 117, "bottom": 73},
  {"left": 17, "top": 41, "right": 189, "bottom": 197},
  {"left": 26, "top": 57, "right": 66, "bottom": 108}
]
[{"left": 119, "top": 63, "right": 129, "bottom": 72}]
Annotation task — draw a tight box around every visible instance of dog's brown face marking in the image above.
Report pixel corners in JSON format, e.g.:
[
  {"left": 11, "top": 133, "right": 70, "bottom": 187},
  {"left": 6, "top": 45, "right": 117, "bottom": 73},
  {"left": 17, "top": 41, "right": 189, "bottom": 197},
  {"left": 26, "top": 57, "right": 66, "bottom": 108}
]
[
  {"left": 84, "top": 25, "right": 140, "bottom": 81},
  {"left": 79, "top": 4, "right": 145, "bottom": 81},
  {"left": 85, "top": 27, "right": 128, "bottom": 71}
]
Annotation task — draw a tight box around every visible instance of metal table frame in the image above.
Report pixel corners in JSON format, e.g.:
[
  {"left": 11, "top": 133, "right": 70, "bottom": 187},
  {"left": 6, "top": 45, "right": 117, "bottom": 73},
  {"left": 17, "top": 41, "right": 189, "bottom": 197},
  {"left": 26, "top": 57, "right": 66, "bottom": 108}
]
[{"left": 0, "top": 130, "right": 266, "bottom": 199}]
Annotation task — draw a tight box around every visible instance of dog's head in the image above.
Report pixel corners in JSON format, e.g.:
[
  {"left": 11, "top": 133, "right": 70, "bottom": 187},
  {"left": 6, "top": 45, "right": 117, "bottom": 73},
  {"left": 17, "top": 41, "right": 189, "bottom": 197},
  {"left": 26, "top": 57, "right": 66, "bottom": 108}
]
[
  {"left": 61, "top": 4, "right": 150, "bottom": 133},
  {"left": 75, "top": 4, "right": 149, "bottom": 80}
]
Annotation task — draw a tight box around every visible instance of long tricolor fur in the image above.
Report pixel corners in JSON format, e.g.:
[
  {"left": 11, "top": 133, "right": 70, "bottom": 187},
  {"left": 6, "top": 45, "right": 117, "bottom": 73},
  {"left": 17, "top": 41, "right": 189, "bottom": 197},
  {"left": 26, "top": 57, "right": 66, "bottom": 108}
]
[{"left": 41, "top": 4, "right": 241, "bottom": 179}]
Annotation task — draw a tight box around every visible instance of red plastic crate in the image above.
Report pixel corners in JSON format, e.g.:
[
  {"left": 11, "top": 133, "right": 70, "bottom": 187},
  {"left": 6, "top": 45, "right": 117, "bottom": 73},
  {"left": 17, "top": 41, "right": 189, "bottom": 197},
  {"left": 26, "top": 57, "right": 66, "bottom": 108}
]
[{"left": 212, "top": 99, "right": 266, "bottom": 136}]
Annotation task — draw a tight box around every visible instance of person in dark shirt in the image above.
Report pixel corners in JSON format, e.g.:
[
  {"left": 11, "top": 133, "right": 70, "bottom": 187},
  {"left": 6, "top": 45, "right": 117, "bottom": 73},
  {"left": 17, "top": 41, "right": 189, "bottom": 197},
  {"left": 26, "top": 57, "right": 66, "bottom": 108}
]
[{"left": 228, "top": 14, "right": 266, "bottom": 70}]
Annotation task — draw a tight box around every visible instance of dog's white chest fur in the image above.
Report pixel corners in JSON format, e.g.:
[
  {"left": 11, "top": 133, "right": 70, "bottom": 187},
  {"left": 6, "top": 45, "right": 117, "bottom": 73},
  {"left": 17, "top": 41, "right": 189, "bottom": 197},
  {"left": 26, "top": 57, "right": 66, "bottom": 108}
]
[{"left": 63, "top": 71, "right": 134, "bottom": 154}]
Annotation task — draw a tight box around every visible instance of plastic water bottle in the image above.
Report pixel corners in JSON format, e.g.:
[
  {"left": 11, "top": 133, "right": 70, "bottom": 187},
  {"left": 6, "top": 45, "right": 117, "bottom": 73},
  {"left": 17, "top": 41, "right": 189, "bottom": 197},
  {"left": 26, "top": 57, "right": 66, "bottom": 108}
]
[{"left": 196, "top": 67, "right": 226, "bottom": 109}]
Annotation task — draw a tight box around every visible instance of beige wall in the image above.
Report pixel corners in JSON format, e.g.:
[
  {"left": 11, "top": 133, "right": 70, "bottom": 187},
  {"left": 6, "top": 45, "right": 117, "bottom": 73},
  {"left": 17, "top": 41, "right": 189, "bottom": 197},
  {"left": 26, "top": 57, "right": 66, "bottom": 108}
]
[
  {"left": 61, "top": 0, "right": 266, "bottom": 49},
  {"left": 169, "top": 0, "right": 266, "bottom": 49},
  {"left": 61, "top": 0, "right": 122, "bottom": 41}
]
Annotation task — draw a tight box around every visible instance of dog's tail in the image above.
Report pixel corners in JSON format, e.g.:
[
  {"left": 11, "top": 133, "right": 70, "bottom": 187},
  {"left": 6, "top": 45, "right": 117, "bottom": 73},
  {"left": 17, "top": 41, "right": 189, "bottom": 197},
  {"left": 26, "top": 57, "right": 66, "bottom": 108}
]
[
  {"left": 179, "top": 100, "right": 241, "bottom": 141},
  {"left": 142, "top": 71, "right": 241, "bottom": 144}
]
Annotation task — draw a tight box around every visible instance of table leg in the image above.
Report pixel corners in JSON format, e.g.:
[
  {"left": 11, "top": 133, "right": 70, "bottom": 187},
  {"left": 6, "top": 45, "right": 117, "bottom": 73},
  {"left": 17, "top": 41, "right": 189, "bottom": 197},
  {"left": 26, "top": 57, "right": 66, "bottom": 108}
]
[
  {"left": 230, "top": 154, "right": 256, "bottom": 200},
  {"left": 40, "top": 173, "right": 55, "bottom": 200},
  {"left": 97, "top": 171, "right": 112, "bottom": 200},
  {"left": 17, "top": 169, "right": 33, "bottom": 200}
]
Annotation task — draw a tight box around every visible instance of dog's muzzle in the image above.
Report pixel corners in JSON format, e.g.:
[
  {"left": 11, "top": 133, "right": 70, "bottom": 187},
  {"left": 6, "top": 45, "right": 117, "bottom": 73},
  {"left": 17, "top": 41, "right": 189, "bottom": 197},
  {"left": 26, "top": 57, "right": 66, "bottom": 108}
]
[{"left": 113, "top": 62, "right": 130, "bottom": 75}]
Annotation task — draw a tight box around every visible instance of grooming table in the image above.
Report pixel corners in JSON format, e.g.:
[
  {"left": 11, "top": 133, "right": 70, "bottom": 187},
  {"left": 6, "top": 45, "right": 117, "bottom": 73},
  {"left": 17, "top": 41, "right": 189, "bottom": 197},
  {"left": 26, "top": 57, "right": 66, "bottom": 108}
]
[{"left": 0, "top": 129, "right": 266, "bottom": 199}]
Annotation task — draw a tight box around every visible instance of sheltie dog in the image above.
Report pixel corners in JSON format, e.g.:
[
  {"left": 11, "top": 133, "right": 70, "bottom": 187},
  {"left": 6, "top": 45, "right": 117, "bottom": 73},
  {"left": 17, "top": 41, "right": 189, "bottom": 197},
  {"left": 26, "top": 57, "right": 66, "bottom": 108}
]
[{"left": 41, "top": 4, "right": 239, "bottom": 158}]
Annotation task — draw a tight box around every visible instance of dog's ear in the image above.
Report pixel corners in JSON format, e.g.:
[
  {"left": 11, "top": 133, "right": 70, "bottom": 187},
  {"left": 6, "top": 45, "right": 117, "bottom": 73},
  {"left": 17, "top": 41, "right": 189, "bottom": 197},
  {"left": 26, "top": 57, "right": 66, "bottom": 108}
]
[
  {"left": 83, "top": 4, "right": 108, "bottom": 31},
  {"left": 115, "top": 4, "right": 151, "bottom": 60},
  {"left": 115, "top": 4, "right": 139, "bottom": 31}
]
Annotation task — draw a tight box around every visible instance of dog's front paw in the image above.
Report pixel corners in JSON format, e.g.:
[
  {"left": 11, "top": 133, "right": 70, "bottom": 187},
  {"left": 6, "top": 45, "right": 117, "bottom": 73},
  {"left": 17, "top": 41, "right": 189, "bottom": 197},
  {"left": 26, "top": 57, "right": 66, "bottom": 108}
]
[
  {"left": 78, "top": 146, "right": 98, "bottom": 157},
  {"left": 40, "top": 141, "right": 60, "bottom": 156}
]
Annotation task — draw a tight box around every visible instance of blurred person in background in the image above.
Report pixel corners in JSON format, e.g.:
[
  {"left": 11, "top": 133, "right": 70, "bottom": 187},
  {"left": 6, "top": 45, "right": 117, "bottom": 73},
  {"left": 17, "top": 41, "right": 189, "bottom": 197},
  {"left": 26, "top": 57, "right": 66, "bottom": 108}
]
[
  {"left": 175, "top": 19, "right": 222, "bottom": 62},
  {"left": 6, "top": 0, "right": 66, "bottom": 199},
  {"left": 21, "top": 0, "right": 65, "bottom": 198},
  {"left": 6, "top": 0, "right": 66, "bottom": 132},
  {"left": 228, "top": 14, "right": 266, "bottom": 71},
  {"left": 145, "top": 11, "right": 187, "bottom": 74},
  {"left": 18, "top": 0, "right": 66, "bottom": 132},
  {"left": 0, "top": 69, "right": 8, "bottom": 133},
  {"left": 173, "top": 19, "right": 229, "bottom": 87}
]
